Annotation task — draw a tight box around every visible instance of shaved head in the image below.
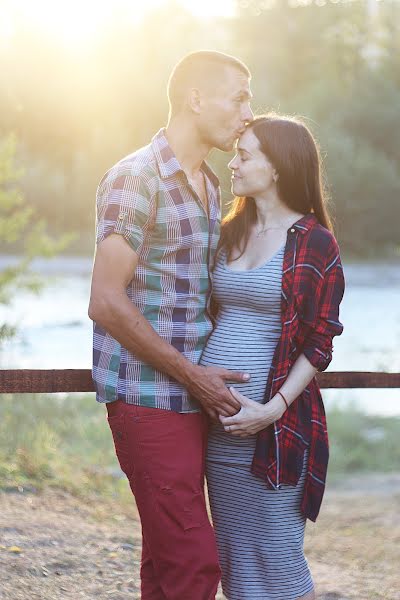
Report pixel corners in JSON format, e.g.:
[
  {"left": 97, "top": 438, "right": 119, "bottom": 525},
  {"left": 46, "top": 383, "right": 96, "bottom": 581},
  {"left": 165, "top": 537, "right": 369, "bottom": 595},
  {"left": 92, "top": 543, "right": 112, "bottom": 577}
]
[{"left": 167, "top": 50, "right": 251, "bottom": 117}]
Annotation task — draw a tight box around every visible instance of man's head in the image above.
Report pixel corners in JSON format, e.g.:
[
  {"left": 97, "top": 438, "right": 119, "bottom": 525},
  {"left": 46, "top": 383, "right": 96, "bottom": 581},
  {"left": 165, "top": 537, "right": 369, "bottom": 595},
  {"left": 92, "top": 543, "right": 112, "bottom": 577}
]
[{"left": 167, "top": 50, "right": 253, "bottom": 152}]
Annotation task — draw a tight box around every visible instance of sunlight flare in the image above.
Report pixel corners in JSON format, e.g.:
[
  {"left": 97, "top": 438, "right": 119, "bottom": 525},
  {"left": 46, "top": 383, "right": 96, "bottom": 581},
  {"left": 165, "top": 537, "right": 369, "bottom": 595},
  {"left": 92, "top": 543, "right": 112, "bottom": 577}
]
[{"left": 1, "top": 0, "right": 235, "bottom": 46}]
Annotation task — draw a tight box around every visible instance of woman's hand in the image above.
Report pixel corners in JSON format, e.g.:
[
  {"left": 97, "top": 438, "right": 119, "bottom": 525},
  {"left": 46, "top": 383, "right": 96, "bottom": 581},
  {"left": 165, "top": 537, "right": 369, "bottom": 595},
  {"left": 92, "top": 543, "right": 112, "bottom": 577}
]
[{"left": 219, "top": 387, "right": 286, "bottom": 437}]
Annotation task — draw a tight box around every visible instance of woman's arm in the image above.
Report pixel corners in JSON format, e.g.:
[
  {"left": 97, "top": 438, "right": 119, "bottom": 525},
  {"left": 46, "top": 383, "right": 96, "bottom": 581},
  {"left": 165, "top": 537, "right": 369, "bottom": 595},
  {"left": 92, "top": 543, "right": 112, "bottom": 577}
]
[
  {"left": 221, "top": 233, "right": 345, "bottom": 436},
  {"left": 300, "top": 234, "right": 345, "bottom": 371},
  {"left": 220, "top": 354, "right": 317, "bottom": 436}
]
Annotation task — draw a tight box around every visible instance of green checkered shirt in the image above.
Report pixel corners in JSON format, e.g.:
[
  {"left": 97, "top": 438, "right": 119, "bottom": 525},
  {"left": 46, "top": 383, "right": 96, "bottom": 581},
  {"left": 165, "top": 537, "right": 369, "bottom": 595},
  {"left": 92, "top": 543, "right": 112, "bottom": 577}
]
[{"left": 92, "top": 129, "right": 221, "bottom": 412}]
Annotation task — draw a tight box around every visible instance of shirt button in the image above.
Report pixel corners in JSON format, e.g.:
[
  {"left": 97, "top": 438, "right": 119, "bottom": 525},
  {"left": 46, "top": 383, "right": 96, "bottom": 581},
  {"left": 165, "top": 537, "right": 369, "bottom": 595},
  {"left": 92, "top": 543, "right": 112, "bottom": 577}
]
[
  {"left": 290, "top": 228, "right": 295, "bottom": 233},
  {"left": 118, "top": 212, "right": 126, "bottom": 220}
]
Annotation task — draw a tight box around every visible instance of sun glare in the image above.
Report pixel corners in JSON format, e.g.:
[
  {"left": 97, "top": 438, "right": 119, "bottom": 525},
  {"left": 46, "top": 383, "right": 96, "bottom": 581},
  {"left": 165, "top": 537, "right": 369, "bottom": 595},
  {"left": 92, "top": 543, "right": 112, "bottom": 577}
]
[
  {"left": 1, "top": 0, "right": 236, "bottom": 47},
  {"left": 6, "top": 0, "right": 121, "bottom": 45},
  {"left": 180, "top": 0, "right": 235, "bottom": 18}
]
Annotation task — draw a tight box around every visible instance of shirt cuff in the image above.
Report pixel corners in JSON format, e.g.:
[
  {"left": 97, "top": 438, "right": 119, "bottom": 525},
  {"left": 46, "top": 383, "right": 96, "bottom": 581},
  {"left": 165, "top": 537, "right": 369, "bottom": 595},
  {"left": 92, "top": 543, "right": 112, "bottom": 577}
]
[{"left": 303, "top": 345, "right": 332, "bottom": 372}]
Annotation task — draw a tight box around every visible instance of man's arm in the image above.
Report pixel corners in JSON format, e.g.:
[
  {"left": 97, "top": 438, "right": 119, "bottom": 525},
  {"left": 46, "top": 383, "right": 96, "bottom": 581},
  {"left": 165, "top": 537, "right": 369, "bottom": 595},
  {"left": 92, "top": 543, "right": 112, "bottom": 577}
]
[{"left": 88, "top": 234, "right": 248, "bottom": 417}]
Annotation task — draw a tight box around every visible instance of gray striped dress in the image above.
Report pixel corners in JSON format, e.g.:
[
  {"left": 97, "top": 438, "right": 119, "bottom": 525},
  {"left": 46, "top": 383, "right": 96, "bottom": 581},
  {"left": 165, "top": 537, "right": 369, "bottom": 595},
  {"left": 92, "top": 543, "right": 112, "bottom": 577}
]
[{"left": 200, "top": 246, "right": 314, "bottom": 600}]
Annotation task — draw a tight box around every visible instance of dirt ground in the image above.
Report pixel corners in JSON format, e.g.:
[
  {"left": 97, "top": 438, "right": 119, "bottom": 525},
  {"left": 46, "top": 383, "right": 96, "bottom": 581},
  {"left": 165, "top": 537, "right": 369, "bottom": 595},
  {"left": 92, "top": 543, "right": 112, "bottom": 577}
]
[{"left": 1, "top": 474, "right": 399, "bottom": 600}]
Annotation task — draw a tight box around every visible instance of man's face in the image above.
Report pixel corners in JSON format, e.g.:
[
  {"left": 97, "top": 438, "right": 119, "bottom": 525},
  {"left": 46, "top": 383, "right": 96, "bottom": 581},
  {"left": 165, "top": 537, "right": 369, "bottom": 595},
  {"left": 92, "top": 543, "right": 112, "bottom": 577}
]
[{"left": 197, "top": 66, "right": 253, "bottom": 152}]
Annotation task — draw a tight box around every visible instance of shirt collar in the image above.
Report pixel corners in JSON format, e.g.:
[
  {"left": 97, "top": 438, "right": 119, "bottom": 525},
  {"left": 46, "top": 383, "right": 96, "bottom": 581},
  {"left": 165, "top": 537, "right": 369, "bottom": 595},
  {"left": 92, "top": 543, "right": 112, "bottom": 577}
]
[
  {"left": 151, "top": 128, "right": 219, "bottom": 189},
  {"left": 290, "top": 213, "right": 318, "bottom": 235}
]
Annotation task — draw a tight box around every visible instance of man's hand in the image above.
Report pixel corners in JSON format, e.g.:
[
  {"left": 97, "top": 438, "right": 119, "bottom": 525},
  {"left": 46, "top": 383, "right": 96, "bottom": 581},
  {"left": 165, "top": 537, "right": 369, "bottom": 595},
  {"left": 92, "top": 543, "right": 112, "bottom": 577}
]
[
  {"left": 90, "top": 237, "right": 251, "bottom": 420},
  {"left": 185, "top": 365, "right": 250, "bottom": 419}
]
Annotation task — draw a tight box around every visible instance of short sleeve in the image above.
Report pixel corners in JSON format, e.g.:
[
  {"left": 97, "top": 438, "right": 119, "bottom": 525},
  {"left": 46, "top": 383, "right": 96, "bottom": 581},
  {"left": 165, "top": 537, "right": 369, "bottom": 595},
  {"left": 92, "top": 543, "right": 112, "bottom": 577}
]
[{"left": 95, "top": 170, "right": 156, "bottom": 255}]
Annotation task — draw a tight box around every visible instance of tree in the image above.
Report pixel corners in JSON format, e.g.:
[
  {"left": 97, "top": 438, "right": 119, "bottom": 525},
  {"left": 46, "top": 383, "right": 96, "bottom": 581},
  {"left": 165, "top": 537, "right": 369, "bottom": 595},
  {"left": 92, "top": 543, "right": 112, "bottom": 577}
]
[{"left": 0, "top": 134, "right": 72, "bottom": 343}]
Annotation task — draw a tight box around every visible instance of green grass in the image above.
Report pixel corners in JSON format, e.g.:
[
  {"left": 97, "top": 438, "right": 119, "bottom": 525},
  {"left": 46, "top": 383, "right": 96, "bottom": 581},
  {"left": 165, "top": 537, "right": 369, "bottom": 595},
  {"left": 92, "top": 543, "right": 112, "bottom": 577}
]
[
  {"left": 0, "top": 393, "right": 132, "bottom": 505},
  {"left": 327, "top": 405, "right": 400, "bottom": 476},
  {"left": 0, "top": 394, "right": 399, "bottom": 501}
]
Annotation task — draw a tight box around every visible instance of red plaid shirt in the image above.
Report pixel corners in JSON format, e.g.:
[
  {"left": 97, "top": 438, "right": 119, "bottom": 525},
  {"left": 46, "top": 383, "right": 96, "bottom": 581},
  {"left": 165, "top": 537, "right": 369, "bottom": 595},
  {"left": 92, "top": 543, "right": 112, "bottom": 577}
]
[{"left": 251, "top": 214, "right": 345, "bottom": 522}]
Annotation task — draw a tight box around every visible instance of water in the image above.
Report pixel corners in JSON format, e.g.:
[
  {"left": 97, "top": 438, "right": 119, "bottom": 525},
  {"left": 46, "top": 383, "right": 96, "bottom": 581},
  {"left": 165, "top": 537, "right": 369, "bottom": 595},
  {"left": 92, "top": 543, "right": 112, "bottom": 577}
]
[{"left": 0, "top": 257, "right": 399, "bottom": 415}]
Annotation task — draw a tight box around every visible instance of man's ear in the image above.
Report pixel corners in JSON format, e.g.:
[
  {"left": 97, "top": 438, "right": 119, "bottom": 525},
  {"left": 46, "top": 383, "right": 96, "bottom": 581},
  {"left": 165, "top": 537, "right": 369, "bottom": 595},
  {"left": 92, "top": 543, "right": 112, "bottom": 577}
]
[{"left": 188, "top": 88, "right": 202, "bottom": 115}]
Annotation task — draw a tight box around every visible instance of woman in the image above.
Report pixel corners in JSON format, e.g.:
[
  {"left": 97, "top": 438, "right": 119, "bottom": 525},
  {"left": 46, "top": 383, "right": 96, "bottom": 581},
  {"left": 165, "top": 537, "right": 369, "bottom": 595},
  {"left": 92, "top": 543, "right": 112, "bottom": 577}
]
[{"left": 200, "top": 114, "right": 345, "bottom": 600}]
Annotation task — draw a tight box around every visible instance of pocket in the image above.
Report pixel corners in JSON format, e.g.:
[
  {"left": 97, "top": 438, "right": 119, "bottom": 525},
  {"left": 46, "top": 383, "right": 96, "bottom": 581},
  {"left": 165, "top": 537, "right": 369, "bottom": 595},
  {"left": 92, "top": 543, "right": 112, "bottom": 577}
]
[
  {"left": 136, "top": 406, "right": 176, "bottom": 422},
  {"left": 107, "top": 414, "right": 134, "bottom": 479},
  {"left": 151, "top": 483, "right": 210, "bottom": 532}
]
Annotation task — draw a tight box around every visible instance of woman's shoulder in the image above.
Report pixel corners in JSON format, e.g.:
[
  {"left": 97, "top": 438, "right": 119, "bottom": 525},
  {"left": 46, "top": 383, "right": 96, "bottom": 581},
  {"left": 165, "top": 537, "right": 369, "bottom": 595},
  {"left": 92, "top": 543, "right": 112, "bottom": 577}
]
[
  {"left": 302, "top": 218, "right": 340, "bottom": 258},
  {"left": 294, "top": 217, "right": 344, "bottom": 291}
]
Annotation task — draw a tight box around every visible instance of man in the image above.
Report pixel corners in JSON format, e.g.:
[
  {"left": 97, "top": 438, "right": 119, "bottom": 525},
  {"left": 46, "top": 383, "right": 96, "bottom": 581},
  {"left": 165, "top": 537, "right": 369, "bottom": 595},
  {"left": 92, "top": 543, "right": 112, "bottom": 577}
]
[{"left": 89, "top": 50, "right": 253, "bottom": 600}]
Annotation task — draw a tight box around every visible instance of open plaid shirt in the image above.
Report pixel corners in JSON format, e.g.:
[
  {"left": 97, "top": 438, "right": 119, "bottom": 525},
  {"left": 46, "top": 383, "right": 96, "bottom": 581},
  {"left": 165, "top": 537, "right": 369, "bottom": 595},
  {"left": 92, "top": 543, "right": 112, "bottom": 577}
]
[
  {"left": 92, "top": 129, "right": 220, "bottom": 412},
  {"left": 251, "top": 214, "right": 345, "bottom": 522}
]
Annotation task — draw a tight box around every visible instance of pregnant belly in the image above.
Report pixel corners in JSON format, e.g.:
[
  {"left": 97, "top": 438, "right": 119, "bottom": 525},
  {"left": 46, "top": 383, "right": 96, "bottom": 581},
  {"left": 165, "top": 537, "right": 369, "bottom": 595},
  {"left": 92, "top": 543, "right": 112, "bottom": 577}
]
[
  {"left": 200, "top": 347, "right": 275, "bottom": 405},
  {"left": 200, "top": 329, "right": 278, "bottom": 368}
]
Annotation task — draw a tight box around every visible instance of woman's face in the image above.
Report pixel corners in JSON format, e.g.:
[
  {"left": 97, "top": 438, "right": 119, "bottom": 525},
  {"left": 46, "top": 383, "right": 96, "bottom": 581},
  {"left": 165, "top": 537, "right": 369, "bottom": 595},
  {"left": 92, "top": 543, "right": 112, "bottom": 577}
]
[{"left": 228, "top": 128, "right": 277, "bottom": 198}]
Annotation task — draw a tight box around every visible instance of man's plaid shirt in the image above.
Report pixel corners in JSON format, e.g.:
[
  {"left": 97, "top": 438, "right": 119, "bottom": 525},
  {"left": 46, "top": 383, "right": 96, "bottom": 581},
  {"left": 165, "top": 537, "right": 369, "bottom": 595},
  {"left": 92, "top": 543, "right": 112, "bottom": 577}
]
[
  {"left": 251, "top": 214, "right": 345, "bottom": 522},
  {"left": 92, "top": 129, "right": 221, "bottom": 412}
]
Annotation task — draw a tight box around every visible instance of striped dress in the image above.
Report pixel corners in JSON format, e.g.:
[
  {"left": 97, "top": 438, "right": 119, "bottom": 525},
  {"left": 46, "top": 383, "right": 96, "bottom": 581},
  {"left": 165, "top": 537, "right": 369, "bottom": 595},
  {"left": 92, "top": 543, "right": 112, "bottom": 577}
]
[{"left": 200, "top": 246, "right": 314, "bottom": 600}]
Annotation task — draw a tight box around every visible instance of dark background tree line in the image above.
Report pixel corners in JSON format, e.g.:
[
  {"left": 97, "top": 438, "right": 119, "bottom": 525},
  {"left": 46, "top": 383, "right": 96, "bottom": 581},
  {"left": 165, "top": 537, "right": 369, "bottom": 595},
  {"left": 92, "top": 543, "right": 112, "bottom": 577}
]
[{"left": 1, "top": 0, "right": 399, "bottom": 257}]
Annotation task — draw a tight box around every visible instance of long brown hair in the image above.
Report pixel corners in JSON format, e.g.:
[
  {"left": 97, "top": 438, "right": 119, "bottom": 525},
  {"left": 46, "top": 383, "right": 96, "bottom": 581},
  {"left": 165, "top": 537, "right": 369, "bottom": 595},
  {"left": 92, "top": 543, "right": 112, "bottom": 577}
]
[{"left": 221, "top": 114, "right": 332, "bottom": 261}]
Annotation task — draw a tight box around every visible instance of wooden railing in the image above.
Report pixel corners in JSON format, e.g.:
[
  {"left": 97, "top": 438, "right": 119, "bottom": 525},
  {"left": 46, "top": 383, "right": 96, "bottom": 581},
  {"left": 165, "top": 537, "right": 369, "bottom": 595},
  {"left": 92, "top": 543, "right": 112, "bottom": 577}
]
[{"left": 0, "top": 370, "right": 400, "bottom": 394}]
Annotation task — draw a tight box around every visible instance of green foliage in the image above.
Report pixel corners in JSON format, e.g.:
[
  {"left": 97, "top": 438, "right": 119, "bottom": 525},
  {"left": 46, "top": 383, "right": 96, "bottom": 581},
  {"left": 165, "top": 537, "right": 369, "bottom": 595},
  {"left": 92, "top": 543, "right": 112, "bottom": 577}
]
[
  {"left": 0, "top": 394, "right": 398, "bottom": 501},
  {"left": 0, "top": 393, "right": 131, "bottom": 503},
  {"left": 321, "top": 127, "right": 399, "bottom": 254},
  {"left": 0, "top": 1, "right": 399, "bottom": 256},
  {"left": 328, "top": 406, "right": 400, "bottom": 476},
  {"left": 0, "top": 134, "right": 74, "bottom": 341}
]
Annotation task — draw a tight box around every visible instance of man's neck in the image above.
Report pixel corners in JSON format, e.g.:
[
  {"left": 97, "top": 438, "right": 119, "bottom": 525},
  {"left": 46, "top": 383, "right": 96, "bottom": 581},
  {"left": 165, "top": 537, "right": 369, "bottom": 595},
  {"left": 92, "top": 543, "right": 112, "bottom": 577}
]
[{"left": 165, "top": 117, "right": 210, "bottom": 177}]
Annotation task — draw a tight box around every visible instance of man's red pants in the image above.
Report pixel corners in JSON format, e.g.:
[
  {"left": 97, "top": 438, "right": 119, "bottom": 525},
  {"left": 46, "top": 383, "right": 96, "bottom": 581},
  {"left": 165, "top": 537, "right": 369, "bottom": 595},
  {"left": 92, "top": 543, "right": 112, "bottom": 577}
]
[{"left": 107, "top": 400, "right": 221, "bottom": 600}]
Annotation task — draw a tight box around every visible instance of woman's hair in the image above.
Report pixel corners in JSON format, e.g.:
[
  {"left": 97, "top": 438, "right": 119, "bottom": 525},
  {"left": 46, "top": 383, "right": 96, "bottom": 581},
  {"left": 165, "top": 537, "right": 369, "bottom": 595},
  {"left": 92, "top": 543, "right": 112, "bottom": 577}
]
[{"left": 220, "top": 114, "right": 332, "bottom": 261}]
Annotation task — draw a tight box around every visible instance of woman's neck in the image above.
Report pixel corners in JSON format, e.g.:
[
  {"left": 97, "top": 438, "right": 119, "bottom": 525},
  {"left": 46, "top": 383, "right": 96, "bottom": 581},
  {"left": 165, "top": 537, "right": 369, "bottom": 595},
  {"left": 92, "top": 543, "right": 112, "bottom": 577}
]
[{"left": 253, "top": 193, "right": 301, "bottom": 230}]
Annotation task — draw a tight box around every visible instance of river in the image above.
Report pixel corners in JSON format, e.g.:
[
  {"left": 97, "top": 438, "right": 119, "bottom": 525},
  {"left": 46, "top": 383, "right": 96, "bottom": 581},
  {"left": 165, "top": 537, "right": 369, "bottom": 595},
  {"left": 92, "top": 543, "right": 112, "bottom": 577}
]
[{"left": 0, "top": 257, "right": 399, "bottom": 415}]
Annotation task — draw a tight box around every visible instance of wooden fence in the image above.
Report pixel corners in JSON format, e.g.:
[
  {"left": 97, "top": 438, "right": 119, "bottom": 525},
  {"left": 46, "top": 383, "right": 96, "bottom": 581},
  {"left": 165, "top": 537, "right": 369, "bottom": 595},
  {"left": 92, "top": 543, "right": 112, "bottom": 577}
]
[{"left": 0, "top": 370, "right": 400, "bottom": 394}]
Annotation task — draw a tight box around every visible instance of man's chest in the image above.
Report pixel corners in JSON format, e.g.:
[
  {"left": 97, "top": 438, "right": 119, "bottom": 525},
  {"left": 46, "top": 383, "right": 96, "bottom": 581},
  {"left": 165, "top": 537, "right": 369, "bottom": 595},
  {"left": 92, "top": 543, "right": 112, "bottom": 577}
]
[
  {"left": 187, "top": 172, "right": 208, "bottom": 214},
  {"left": 153, "top": 181, "right": 218, "bottom": 239}
]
